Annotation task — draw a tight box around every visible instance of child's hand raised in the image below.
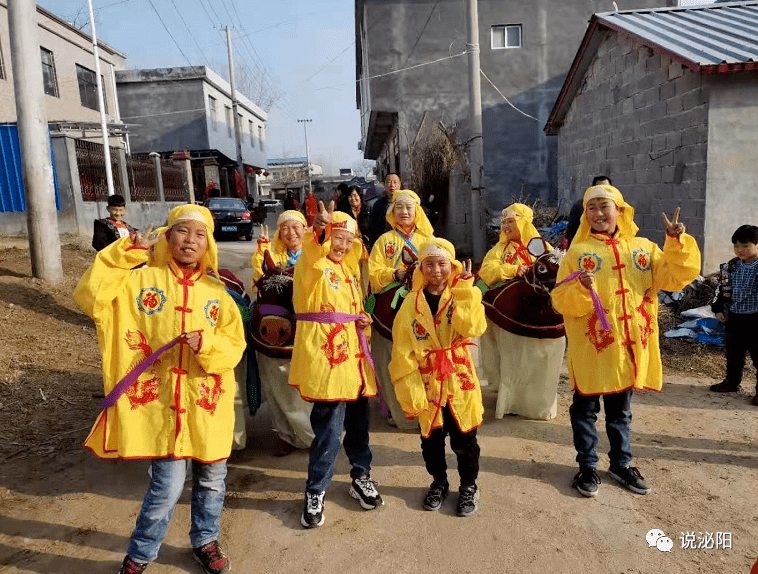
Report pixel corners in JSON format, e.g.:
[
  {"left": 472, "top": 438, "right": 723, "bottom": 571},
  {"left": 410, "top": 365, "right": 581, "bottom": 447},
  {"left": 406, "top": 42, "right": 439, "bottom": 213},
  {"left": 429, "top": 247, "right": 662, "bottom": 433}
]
[
  {"left": 460, "top": 259, "right": 474, "bottom": 280},
  {"left": 314, "top": 201, "right": 334, "bottom": 230},
  {"left": 663, "top": 207, "right": 685, "bottom": 236},
  {"left": 132, "top": 224, "right": 161, "bottom": 249},
  {"left": 258, "top": 224, "right": 270, "bottom": 242}
]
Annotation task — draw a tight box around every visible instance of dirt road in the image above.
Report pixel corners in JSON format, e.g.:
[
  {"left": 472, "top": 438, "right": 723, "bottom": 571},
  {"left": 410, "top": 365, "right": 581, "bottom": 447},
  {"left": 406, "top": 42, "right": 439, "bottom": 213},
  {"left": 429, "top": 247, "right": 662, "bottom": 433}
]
[{"left": 0, "top": 239, "right": 756, "bottom": 574}]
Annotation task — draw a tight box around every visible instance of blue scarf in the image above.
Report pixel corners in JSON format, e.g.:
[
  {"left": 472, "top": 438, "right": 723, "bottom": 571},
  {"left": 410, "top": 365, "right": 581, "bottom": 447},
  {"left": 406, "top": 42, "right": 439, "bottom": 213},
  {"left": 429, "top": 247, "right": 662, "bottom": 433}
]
[{"left": 286, "top": 249, "right": 301, "bottom": 269}]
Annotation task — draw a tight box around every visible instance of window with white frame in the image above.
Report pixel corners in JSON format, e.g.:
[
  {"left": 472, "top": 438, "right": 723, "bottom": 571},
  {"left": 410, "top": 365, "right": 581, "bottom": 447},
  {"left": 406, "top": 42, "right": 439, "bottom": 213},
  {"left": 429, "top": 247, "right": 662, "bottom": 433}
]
[
  {"left": 225, "top": 106, "right": 232, "bottom": 137},
  {"left": 491, "top": 24, "right": 522, "bottom": 49},
  {"left": 208, "top": 95, "right": 218, "bottom": 130},
  {"left": 40, "top": 47, "right": 59, "bottom": 97}
]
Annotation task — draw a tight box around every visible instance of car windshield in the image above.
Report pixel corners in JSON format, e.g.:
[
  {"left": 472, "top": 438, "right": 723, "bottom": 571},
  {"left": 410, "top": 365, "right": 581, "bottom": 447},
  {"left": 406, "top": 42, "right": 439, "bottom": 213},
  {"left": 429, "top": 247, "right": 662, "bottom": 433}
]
[{"left": 207, "top": 199, "right": 245, "bottom": 209}]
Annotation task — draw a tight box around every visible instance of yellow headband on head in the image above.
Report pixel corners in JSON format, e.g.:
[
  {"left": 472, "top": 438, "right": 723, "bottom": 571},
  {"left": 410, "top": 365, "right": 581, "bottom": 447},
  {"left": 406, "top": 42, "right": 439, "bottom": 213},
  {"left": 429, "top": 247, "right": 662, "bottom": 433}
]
[
  {"left": 391, "top": 189, "right": 420, "bottom": 205},
  {"left": 330, "top": 211, "right": 358, "bottom": 235},
  {"left": 584, "top": 185, "right": 619, "bottom": 206},
  {"left": 501, "top": 208, "right": 521, "bottom": 220},
  {"left": 277, "top": 210, "right": 306, "bottom": 228},
  {"left": 169, "top": 208, "right": 212, "bottom": 230}
]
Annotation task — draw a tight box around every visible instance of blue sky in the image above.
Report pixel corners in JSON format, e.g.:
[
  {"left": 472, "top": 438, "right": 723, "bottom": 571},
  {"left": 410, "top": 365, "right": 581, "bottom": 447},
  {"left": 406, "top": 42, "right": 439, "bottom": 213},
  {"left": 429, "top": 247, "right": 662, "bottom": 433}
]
[{"left": 39, "top": 0, "right": 366, "bottom": 175}]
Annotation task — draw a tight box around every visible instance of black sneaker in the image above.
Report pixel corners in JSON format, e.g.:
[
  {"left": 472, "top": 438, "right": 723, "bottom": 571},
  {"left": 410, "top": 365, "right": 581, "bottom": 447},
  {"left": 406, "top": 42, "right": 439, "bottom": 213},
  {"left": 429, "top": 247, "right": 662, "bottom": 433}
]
[
  {"left": 349, "top": 475, "right": 384, "bottom": 509},
  {"left": 192, "top": 540, "right": 231, "bottom": 574},
  {"left": 608, "top": 465, "right": 651, "bottom": 495},
  {"left": 456, "top": 484, "right": 479, "bottom": 516},
  {"left": 572, "top": 468, "right": 601, "bottom": 498},
  {"left": 423, "top": 479, "right": 449, "bottom": 511},
  {"left": 710, "top": 380, "right": 740, "bottom": 392},
  {"left": 118, "top": 556, "right": 149, "bottom": 574},
  {"left": 301, "top": 491, "right": 325, "bottom": 528}
]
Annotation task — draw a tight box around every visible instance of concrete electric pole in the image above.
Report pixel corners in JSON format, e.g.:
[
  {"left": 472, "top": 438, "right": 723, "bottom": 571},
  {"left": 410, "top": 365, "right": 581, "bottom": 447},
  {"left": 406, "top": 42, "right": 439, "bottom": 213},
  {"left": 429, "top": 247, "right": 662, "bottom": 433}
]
[
  {"left": 8, "top": 0, "right": 63, "bottom": 282},
  {"left": 297, "top": 119, "right": 312, "bottom": 204},
  {"left": 465, "top": 0, "right": 486, "bottom": 261},
  {"left": 86, "top": 0, "right": 115, "bottom": 197},
  {"left": 226, "top": 27, "right": 246, "bottom": 199}
]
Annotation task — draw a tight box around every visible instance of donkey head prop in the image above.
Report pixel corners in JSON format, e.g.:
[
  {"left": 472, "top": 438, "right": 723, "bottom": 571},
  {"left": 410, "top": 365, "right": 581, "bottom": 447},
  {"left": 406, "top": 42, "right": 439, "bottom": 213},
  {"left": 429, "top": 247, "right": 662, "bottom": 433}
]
[
  {"left": 250, "top": 250, "right": 296, "bottom": 358},
  {"left": 368, "top": 245, "right": 419, "bottom": 341},
  {"left": 482, "top": 237, "right": 566, "bottom": 339}
]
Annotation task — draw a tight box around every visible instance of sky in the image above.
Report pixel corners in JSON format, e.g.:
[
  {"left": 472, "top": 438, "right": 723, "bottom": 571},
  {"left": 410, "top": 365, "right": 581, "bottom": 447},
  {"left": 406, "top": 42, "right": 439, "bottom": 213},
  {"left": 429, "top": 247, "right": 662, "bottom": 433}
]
[{"left": 39, "top": 0, "right": 368, "bottom": 176}]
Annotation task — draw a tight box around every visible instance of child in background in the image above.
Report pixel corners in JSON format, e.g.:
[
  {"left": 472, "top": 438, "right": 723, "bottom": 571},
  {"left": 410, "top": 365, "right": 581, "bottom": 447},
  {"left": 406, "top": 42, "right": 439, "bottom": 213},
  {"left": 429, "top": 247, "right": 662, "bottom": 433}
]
[
  {"left": 551, "top": 185, "right": 700, "bottom": 498},
  {"left": 75, "top": 205, "right": 246, "bottom": 574},
  {"left": 92, "top": 194, "right": 136, "bottom": 251},
  {"left": 389, "top": 238, "right": 486, "bottom": 516},
  {"left": 709, "top": 224, "right": 758, "bottom": 406}
]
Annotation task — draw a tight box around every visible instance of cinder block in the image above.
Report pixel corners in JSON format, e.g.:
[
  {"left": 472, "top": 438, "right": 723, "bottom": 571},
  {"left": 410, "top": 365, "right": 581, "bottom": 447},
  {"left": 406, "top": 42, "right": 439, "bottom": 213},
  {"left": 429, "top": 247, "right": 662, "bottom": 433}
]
[
  {"left": 659, "top": 81, "right": 677, "bottom": 101},
  {"left": 668, "top": 62, "right": 683, "bottom": 80}
]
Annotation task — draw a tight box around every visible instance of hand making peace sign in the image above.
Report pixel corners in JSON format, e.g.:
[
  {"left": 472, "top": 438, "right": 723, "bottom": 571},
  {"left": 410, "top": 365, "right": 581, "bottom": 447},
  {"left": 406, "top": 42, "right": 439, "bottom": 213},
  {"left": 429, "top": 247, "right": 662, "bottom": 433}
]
[
  {"left": 662, "top": 207, "right": 685, "bottom": 237},
  {"left": 314, "top": 200, "right": 335, "bottom": 230},
  {"left": 460, "top": 259, "right": 474, "bottom": 281},
  {"left": 258, "top": 223, "right": 270, "bottom": 243},
  {"left": 132, "top": 224, "right": 161, "bottom": 249}
]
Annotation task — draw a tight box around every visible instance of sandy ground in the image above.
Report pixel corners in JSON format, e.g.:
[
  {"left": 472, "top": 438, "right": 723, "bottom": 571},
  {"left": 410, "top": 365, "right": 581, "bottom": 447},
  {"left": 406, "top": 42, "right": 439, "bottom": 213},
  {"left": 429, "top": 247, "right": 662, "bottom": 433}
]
[{"left": 0, "top": 237, "right": 756, "bottom": 574}]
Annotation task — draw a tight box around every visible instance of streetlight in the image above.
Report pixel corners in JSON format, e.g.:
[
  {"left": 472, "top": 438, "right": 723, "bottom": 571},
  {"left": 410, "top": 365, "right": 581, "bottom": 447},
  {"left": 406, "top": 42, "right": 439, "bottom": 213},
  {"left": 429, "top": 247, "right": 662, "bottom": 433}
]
[{"left": 297, "top": 119, "right": 312, "bottom": 204}]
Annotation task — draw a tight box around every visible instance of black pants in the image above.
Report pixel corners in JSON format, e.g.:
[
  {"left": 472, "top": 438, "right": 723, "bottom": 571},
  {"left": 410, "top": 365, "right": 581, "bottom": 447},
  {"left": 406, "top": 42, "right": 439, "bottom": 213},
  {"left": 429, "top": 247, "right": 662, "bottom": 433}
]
[
  {"left": 420, "top": 405, "right": 480, "bottom": 487},
  {"left": 725, "top": 313, "right": 758, "bottom": 389}
]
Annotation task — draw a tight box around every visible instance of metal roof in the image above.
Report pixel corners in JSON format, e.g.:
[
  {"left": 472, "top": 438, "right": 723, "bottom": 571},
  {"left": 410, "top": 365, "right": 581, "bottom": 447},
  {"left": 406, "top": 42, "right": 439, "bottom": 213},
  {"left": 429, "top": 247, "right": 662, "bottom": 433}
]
[
  {"left": 545, "top": 1, "right": 758, "bottom": 135},
  {"left": 599, "top": 1, "right": 758, "bottom": 69}
]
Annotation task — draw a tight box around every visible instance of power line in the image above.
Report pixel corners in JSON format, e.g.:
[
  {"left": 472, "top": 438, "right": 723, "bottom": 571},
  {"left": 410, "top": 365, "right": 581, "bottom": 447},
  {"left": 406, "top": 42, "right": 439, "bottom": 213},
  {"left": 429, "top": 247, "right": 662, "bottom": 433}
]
[
  {"left": 402, "top": 0, "right": 441, "bottom": 67},
  {"left": 480, "top": 69, "right": 542, "bottom": 123},
  {"left": 146, "top": 0, "right": 193, "bottom": 66},
  {"left": 305, "top": 41, "right": 355, "bottom": 82},
  {"left": 169, "top": 0, "right": 211, "bottom": 65},
  {"left": 200, "top": 0, "right": 223, "bottom": 26},
  {"left": 196, "top": 0, "right": 217, "bottom": 27}
]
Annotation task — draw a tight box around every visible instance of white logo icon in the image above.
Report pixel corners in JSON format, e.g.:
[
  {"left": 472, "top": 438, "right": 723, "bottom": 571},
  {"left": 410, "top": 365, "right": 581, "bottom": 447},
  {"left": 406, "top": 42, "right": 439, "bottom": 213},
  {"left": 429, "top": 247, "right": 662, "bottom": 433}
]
[{"left": 646, "top": 529, "right": 673, "bottom": 552}]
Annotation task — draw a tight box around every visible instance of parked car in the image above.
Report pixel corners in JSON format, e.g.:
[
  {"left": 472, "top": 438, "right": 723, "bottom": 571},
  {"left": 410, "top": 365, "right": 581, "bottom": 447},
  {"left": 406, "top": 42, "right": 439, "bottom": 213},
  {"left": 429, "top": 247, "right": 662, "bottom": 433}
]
[
  {"left": 259, "top": 199, "right": 282, "bottom": 212},
  {"left": 203, "top": 197, "right": 253, "bottom": 241}
]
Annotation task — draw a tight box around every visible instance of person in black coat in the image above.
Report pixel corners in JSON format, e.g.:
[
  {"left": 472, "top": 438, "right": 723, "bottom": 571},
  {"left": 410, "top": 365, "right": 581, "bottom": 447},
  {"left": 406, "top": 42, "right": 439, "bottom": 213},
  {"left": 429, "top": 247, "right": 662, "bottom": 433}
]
[
  {"left": 367, "top": 173, "right": 401, "bottom": 250},
  {"left": 92, "top": 194, "right": 137, "bottom": 251}
]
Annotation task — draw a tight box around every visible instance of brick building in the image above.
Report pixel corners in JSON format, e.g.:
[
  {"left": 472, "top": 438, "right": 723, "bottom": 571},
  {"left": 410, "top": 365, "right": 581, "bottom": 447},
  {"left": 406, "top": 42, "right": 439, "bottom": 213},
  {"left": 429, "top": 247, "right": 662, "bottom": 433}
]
[{"left": 545, "top": 1, "right": 758, "bottom": 272}]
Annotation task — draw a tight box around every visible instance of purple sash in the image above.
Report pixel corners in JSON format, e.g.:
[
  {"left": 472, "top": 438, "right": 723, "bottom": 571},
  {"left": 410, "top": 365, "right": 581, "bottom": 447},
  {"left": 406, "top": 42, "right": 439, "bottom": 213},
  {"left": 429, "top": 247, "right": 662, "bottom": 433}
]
[
  {"left": 100, "top": 335, "right": 184, "bottom": 409},
  {"left": 555, "top": 270, "right": 612, "bottom": 331},
  {"left": 296, "top": 312, "right": 376, "bottom": 374}
]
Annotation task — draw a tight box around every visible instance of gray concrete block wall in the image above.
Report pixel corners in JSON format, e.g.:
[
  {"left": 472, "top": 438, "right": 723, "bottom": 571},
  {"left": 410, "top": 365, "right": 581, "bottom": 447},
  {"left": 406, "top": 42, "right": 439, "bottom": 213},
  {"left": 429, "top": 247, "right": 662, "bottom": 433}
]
[{"left": 556, "top": 31, "right": 707, "bottom": 246}]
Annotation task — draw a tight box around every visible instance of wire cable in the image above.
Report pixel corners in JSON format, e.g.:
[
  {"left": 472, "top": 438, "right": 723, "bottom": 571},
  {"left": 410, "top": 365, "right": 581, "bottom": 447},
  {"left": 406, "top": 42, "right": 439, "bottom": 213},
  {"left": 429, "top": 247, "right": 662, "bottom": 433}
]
[
  {"left": 480, "top": 69, "right": 542, "bottom": 123},
  {"left": 146, "top": 0, "right": 193, "bottom": 66}
]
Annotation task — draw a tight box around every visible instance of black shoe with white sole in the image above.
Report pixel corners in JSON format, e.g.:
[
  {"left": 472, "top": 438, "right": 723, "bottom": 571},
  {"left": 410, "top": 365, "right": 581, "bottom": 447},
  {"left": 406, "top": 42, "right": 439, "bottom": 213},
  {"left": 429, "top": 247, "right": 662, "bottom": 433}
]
[
  {"left": 301, "top": 491, "right": 325, "bottom": 528},
  {"left": 608, "top": 465, "right": 651, "bottom": 495},
  {"left": 349, "top": 475, "right": 384, "bottom": 509}
]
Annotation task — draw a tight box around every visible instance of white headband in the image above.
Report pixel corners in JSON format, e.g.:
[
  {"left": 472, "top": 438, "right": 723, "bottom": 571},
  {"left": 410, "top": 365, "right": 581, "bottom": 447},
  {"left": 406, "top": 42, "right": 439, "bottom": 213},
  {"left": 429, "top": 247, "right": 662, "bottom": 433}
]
[
  {"left": 584, "top": 186, "right": 618, "bottom": 205},
  {"left": 171, "top": 210, "right": 209, "bottom": 228},
  {"left": 419, "top": 244, "right": 453, "bottom": 261},
  {"left": 277, "top": 212, "right": 305, "bottom": 227},
  {"left": 501, "top": 208, "right": 520, "bottom": 220},
  {"left": 331, "top": 218, "right": 357, "bottom": 235}
]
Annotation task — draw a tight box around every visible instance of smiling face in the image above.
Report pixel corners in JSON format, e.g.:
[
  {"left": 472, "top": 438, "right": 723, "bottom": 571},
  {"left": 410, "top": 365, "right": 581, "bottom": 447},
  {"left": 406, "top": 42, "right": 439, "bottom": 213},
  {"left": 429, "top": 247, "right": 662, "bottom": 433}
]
[
  {"left": 107, "top": 205, "right": 126, "bottom": 222},
  {"left": 501, "top": 217, "right": 520, "bottom": 241},
  {"left": 585, "top": 197, "right": 621, "bottom": 234},
  {"left": 167, "top": 219, "right": 208, "bottom": 268},
  {"left": 421, "top": 255, "right": 452, "bottom": 290},
  {"left": 393, "top": 197, "right": 416, "bottom": 230},
  {"left": 348, "top": 190, "right": 362, "bottom": 211},
  {"left": 328, "top": 229, "right": 355, "bottom": 262},
  {"left": 279, "top": 220, "right": 305, "bottom": 251}
]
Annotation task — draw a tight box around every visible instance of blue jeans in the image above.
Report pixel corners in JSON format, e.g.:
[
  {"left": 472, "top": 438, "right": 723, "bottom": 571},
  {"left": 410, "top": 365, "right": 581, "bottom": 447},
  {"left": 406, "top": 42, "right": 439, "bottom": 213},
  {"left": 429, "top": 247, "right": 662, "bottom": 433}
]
[
  {"left": 569, "top": 389, "right": 633, "bottom": 471},
  {"left": 306, "top": 397, "right": 372, "bottom": 494},
  {"left": 127, "top": 458, "right": 227, "bottom": 564}
]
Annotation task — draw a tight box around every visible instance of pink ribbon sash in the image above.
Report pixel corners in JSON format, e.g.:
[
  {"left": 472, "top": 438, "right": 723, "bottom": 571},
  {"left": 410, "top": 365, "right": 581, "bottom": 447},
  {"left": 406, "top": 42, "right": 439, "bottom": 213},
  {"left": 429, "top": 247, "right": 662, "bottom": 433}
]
[
  {"left": 555, "top": 270, "right": 612, "bottom": 332},
  {"left": 296, "top": 312, "right": 376, "bottom": 375},
  {"left": 100, "top": 335, "right": 184, "bottom": 409}
]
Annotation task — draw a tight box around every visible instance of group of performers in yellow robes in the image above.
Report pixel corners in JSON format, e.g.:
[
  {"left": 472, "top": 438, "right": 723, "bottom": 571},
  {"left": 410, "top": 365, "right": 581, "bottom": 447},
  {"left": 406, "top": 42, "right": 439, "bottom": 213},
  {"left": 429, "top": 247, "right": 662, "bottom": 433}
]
[{"left": 77, "top": 181, "right": 702, "bottom": 570}]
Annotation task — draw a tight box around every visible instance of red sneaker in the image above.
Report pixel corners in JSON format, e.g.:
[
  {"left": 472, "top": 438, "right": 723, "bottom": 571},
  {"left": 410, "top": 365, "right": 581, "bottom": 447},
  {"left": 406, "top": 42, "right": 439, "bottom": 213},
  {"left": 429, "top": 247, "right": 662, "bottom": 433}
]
[
  {"left": 192, "top": 540, "right": 231, "bottom": 574},
  {"left": 118, "top": 555, "right": 149, "bottom": 574}
]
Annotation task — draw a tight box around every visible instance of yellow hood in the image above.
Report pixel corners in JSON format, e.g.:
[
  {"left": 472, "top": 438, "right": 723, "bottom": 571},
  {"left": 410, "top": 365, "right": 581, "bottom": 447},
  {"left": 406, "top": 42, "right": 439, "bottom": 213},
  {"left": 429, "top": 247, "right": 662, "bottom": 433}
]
[
  {"left": 575, "top": 184, "right": 639, "bottom": 242},
  {"left": 149, "top": 204, "right": 218, "bottom": 276},
  {"left": 411, "top": 237, "right": 463, "bottom": 292},
  {"left": 499, "top": 203, "right": 540, "bottom": 245},
  {"left": 321, "top": 210, "right": 364, "bottom": 274},
  {"left": 386, "top": 189, "right": 434, "bottom": 237},
  {"left": 273, "top": 210, "right": 307, "bottom": 253}
]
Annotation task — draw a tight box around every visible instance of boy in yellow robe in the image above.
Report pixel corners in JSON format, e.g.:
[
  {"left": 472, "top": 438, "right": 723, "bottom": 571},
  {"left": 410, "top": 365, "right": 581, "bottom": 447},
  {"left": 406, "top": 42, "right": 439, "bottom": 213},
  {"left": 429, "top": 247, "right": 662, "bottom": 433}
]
[
  {"left": 389, "top": 238, "right": 487, "bottom": 516},
  {"left": 551, "top": 185, "right": 700, "bottom": 498},
  {"left": 75, "top": 205, "right": 245, "bottom": 574},
  {"left": 290, "top": 202, "right": 381, "bottom": 528},
  {"left": 368, "top": 189, "right": 435, "bottom": 428}
]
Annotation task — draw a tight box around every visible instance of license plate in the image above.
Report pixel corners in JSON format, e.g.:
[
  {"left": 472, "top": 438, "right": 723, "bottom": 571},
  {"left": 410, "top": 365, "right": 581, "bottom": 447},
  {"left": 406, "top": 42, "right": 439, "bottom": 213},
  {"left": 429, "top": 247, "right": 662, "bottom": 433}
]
[{"left": 221, "top": 225, "right": 237, "bottom": 232}]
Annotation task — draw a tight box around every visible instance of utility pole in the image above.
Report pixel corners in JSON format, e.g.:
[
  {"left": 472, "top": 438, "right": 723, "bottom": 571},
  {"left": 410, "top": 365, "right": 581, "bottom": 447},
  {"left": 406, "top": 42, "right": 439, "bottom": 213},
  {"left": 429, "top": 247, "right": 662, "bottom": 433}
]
[
  {"left": 8, "top": 0, "right": 63, "bottom": 282},
  {"left": 297, "top": 119, "right": 312, "bottom": 204},
  {"left": 465, "top": 0, "right": 485, "bottom": 261},
  {"left": 226, "top": 27, "right": 246, "bottom": 199},
  {"left": 86, "top": 0, "right": 115, "bottom": 196}
]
